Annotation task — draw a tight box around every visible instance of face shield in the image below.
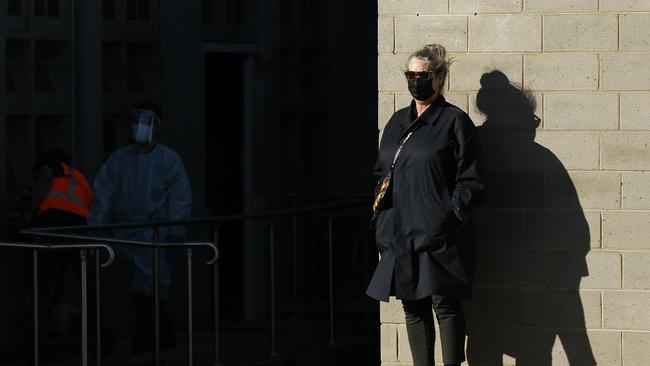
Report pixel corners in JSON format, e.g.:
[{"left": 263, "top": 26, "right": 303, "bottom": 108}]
[{"left": 129, "top": 109, "right": 160, "bottom": 144}]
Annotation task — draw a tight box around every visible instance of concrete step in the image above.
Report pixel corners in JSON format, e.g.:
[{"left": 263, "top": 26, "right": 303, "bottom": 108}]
[{"left": 1, "top": 328, "right": 379, "bottom": 366}]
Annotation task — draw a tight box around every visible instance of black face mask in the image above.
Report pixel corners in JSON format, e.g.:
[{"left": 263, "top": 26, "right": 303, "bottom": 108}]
[{"left": 407, "top": 78, "right": 435, "bottom": 101}]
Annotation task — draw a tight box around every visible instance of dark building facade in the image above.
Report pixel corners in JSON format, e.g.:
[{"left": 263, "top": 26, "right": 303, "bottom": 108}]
[{"left": 1, "top": 0, "right": 378, "bottom": 360}]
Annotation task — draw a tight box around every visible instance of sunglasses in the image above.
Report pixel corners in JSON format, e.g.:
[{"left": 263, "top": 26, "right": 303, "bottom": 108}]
[{"left": 404, "top": 71, "right": 434, "bottom": 80}]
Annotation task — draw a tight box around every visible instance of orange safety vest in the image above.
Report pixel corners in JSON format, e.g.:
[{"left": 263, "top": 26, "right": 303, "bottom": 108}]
[{"left": 37, "top": 162, "right": 93, "bottom": 219}]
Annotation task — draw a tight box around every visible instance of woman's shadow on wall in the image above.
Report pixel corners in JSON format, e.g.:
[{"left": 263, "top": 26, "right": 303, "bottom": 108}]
[{"left": 464, "top": 70, "right": 596, "bottom": 365}]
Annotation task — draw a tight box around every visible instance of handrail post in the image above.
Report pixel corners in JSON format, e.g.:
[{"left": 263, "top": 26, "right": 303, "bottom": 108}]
[
  {"left": 187, "top": 248, "right": 194, "bottom": 366},
  {"left": 270, "top": 223, "right": 277, "bottom": 357},
  {"left": 328, "top": 215, "right": 335, "bottom": 347},
  {"left": 80, "top": 250, "right": 88, "bottom": 366},
  {"left": 153, "top": 226, "right": 161, "bottom": 366},
  {"left": 33, "top": 249, "right": 39, "bottom": 366},
  {"left": 95, "top": 249, "right": 102, "bottom": 366},
  {"left": 292, "top": 203, "right": 298, "bottom": 303},
  {"left": 212, "top": 224, "right": 222, "bottom": 366}
]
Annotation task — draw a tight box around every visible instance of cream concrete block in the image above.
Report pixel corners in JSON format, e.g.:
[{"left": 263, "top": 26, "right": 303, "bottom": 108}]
[
  {"left": 379, "top": 53, "right": 409, "bottom": 92},
  {"left": 379, "top": 93, "right": 395, "bottom": 134},
  {"left": 525, "top": 209, "right": 601, "bottom": 249},
  {"left": 466, "top": 326, "right": 550, "bottom": 365},
  {"left": 469, "top": 15, "right": 541, "bottom": 52},
  {"left": 378, "top": 17, "right": 394, "bottom": 54},
  {"left": 473, "top": 208, "right": 527, "bottom": 246},
  {"left": 604, "top": 291, "right": 650, "bottom": 330},
  {"left": 524, "top": 53, "right": 598, "bottom": 91},
  {"left": 380, "top": 297, "right": 405, "bottom": 324},
  {"left": 474, "top": 247, "right": 546, "bottom": 287},
  {"left": 395, "top": 92, "right": 412, "bottom": 110},
  {"left": 543, "top": 15, "right": 617, "bottom": 51},
  {"left": 551, "top": 330, "right": 621, "bottom": 366},
  {"left": 482, "top": 171, "right": 545, "bottom": 208},
  {"left": 397, "top": 324, "right": 412, "bottom": 363},
  {"left": 534, "top": 131, "right": 600, "bottom": 170},
  {"left": 601, "top": 53, "right": 650, "bottom": 90},
  {"left": 524, "top": 0, "right": 598, "bottom": 12},
  {"left": 395, "top": 16, "right": 468, "bottom": 53},
  {"left": 543, "top": 93, "right": 618, "bottom": 131},
  {"left": 601, "top": 132, "right": 650, "bottom": 170},
  {"left": 450, "top": 0, "right": 522, "bottom": 13},
  {"left": 449, "top": 53, "right": 522, "bottom": 91},
  {"left": 395, "top": 92, "right": 466, "bottom": 112},
  {"left": 468, "top": 93, "right": 485, "bottom": 126},
  {"left": 467, "top": 90, "right": 535, "bottom": 127},
  {"left": 379, "top": 0, "right": 449, "bottom": 15},
  {"left": 444, "top": 92, "right": 469, "bottom": 113},
  {"left": 526, "top": 290, "right": 601, "bottom": 328},
  {"left": 621, "top": 92, "right": 650, "bottom": 130},
  {"left": 586, "top": 211, "right": 603, "bottom": 249},
  {"left": 547, "top": 171, "right": 620, "bottom": 209},
  {"left": 603, "top": 211, "right": 650, "bottom": 249},
  {"left": 622, "top": 172, "right": 650, "bottom": 210},
  {"left": 621, "top": 14, "right": 650, "bottom": 51},
  {"left": 464, "top": 288, "right": 526, "bottom": 326},
  {"left": 600, "top": 0, "right": 650, "bottom": 11},
  {"left": 381, "top": 324, "right": 398, "bottom": 361},
  {"left": 397, "top": 324, "right": 444, "bottom": 364},
  {"left": 547, "top": 249, "right": 616, "bottom": 290},
  {"left": 623, "top": 252, "right": 650, "bottom": 290},
  {"left": 582, "top": 251, "right": 621, "bottom": 289},
  {"left": 623, "top": 332, "right": 650, "bottom": 365},
  {"left": 590, "top": 331, "right": 623, "bottom": 366}
]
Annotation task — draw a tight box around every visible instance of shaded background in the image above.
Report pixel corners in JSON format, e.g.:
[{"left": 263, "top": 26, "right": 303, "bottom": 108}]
[{"left": 0, "top": 0, "right": 381, "bottom": 364}]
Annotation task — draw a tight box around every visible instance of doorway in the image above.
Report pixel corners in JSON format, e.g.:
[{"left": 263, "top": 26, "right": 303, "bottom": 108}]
[{"left": 204, "top": 52, "right": 245, "bottom": 320}]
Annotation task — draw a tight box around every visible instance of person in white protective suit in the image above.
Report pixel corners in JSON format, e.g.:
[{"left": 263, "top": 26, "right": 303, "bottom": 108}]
[{"left": 88, "top": 101, "right": 192, "bottom": 353}]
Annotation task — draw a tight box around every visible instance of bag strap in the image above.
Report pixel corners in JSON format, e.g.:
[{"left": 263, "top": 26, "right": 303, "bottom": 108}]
[{"left": 389, "top": 120, "right": 422, "bottom": 172}]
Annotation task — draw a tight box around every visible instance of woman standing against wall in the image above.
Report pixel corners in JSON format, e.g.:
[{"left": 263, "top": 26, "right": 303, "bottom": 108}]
[{"left": 367, "top": 44, "right": 483, "bottom": 366}]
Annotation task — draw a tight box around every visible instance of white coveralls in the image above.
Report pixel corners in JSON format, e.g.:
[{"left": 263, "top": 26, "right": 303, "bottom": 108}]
[{"left": 89, "top": 144, "right": 192, "bottom": 300}]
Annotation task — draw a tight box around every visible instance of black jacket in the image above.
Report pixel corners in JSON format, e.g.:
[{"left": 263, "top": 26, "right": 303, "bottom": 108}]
[{"left": 366, "top": 95, "right": 483, "bottom": 302}]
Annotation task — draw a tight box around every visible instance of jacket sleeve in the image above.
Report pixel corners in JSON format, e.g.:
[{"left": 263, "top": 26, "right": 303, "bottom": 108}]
[
  {"left": 451, "top": 114, "right": 483, "bottom": 224},
  {"left": 164, "top": 153, "right": 192, "bottom": 242}
]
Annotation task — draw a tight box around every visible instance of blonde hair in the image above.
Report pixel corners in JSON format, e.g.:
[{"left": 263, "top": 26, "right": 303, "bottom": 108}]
[{"left": 406, "top": 44, "right": 452, "bottom": 80}]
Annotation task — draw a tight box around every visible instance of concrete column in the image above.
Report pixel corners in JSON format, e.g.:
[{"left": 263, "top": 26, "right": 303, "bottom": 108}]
[
  {"left": 0, "top": 0, "right": 9, "bottom": 353},
  {"left": 327, "top": 1, "right": 343, "bottom": 195},
  {"left": 72, "top": 0, "right": 103, "bottom": 179},
  {"left": 160, "top": 0, "right": 207, "bottom": 217}
]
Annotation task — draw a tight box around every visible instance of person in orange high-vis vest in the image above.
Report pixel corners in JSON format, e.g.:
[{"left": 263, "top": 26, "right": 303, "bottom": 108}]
[
  {"left": 26, "top": 148, "right": 93, "bottom": 226},
  {"left": 34, "top": 160, "right": 93, "bottom": 219},
  {"left": 25, "top": 149, "right": 115, "bottom": 352}
]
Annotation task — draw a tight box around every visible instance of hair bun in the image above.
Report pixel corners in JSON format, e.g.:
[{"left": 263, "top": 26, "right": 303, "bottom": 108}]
[{"left": 407, "top": 44, "right": 452, "bottom": 77}]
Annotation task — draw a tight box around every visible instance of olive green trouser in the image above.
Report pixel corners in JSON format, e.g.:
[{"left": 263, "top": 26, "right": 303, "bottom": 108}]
[{"left": 402, "top": 295, "right": 466, "bottom": 366}]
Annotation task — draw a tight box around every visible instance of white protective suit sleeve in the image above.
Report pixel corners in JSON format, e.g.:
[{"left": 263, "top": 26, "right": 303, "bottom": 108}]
[
  {"left": 88, "top": 154, "right": 118, "bottom": 227},
  {"left": 163, "top": 153, "right": 192, "bottom": 242}
]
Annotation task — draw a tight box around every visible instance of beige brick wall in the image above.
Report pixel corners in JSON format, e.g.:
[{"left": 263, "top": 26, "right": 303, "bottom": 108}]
[{"left": 377, "top": 1, "right": 650, "bottom": 365}]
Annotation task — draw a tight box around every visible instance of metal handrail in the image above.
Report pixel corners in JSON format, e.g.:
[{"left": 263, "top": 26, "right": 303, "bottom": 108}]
[
  {"left": 21, "top": 230, "right": 219, "bottom": 265},
  {"left": 16, "top": 200, "right": 370, "bottom": 366},
  {"left": 0, "top": 242, "right": 115, "bottom": 267},
  {"left": 21, "top": 200, "right": 369, "bottom": 232},
  {"left": 18, "top": 230, "right": 219, "bottom": 366},
  {"left": 0, "top": 242, "right": 115, "bottom": 366}
]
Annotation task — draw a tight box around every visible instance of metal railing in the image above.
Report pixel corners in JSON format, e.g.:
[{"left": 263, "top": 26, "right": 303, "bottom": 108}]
[
  {"left": 19, "top": 230, "right": 219, "bottom": 366},
  {"left": 16, "top": 199, "right": 369, "bottom": 365},
  {"left": 0, "top": 242, "right": 114, "bottom": 366}
]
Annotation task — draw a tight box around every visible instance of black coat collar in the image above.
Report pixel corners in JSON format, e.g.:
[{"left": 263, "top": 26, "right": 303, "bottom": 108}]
[{"left": 401, "top": 94, "right": 447, "bottom": 129}]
